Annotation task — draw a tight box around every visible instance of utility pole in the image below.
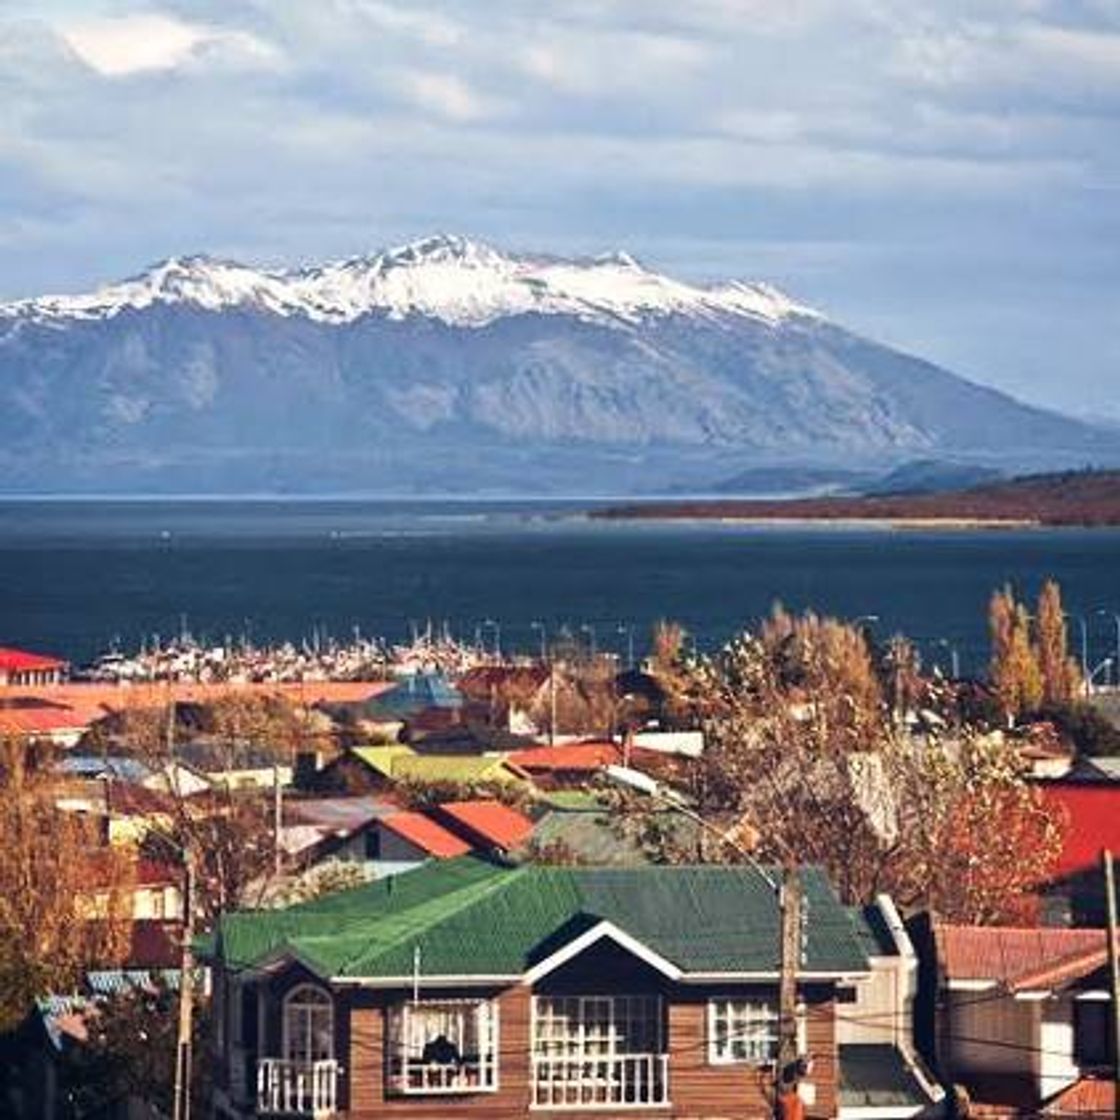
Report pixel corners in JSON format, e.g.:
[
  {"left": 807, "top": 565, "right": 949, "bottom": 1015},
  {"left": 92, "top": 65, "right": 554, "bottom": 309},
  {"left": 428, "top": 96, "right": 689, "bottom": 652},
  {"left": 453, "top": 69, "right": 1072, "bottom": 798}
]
[
  {"left": 173, "top": 849, "right": 196, "bottom": 1120},
  {"left": 1104, "top": 850, "right": 1120, "bottom": 1120},
  {"left": 776, "top": 863, "right": 803, "bottom": 1119}
]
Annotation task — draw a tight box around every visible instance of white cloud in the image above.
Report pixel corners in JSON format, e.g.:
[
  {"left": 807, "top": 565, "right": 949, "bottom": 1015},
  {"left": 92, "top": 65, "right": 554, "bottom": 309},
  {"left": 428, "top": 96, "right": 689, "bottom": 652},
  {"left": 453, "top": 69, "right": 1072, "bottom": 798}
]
[
  {"left": 58, "top": 12, "right": 280, "bottom": 77},
  {"left": 398, "top": 70, "right": 503, "bottom": 121}
]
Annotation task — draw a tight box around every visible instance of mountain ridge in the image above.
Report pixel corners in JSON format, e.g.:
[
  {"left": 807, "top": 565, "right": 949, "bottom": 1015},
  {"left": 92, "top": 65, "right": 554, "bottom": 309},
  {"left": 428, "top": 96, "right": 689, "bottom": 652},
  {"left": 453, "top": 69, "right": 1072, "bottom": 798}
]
[
  {"left": 0, "top": 233, "right": 811, "bottom": 329},
  {"left": 0, "top": 234, "right": 1114, "bottom": 495}
]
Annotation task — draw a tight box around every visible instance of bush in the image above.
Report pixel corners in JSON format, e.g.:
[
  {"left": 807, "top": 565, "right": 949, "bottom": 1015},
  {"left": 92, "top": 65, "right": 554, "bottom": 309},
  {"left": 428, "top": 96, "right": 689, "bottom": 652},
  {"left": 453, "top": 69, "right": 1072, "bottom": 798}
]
[{"left": 1039, "top": 702, "right": 1120, "bottom": 757}]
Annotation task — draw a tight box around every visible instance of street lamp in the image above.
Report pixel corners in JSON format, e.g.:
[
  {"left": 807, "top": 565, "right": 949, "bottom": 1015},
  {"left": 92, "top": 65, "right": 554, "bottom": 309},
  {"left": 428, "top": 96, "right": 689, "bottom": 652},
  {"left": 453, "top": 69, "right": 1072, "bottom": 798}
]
[
  {"left": 937, "top": 639, "right": 961, "bottom": 680},
  {"left": 605, "top": 765, "right": 806, "bottom": 1112},
  {"left": 1087, "top": 657, "right": 1114, "bottom": 695},
  {"left": 1096, "top": 610, "right": 1120, "bottom": 691},
  {"left": 532, "top": 621, "right": 557, "bottom": 746},
  {"left": 617, "top": 623, "right": 635, "bottom": 671},
  {"left": 530, "top": 620, "right": 548, "bottom": 663},
  {"left": 482, "top": 618, "right": 502, "bottom": 660}
]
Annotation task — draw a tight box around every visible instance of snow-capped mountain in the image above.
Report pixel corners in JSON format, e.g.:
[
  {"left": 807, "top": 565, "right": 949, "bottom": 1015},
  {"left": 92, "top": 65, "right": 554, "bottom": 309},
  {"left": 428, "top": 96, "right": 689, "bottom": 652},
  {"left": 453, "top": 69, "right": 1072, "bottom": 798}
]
[
  {"left": 0, "top": 235, "right": 1112, "bottom": 494},
  {"left": 2, "top": 234, "right": 808, "bottom": 328}
]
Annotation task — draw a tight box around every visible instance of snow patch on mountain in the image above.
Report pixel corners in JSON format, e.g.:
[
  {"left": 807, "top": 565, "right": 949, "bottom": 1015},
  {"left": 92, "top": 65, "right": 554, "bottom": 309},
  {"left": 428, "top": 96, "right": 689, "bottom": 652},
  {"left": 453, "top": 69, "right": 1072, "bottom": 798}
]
[{"left": 0, "top": 234, "right": 817, "bottom": 330}]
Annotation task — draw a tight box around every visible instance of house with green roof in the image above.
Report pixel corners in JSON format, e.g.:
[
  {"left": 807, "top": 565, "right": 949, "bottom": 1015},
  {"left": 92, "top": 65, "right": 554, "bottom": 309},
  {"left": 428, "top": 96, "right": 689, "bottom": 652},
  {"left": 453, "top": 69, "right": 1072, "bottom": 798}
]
[
  {"left": 202, "top": 855, "right": 889, "bottom": 1120},
  {"left": 317, "top": 745, "right": 528, "bottom": 796}
]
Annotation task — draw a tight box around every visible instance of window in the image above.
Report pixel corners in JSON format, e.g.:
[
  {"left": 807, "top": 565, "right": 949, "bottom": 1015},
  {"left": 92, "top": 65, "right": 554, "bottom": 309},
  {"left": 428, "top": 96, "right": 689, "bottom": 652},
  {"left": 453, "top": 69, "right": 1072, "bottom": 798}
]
[
  {"left": 283, "top": 985, "right": 334, "bottom": 1064},
  {"left": 1074, "top": 999, "right": 1112, "bottom": 1068},
  {"left": 531, "top": 995, "right": 668, "bottom": 1108},
  {"left": 708, "top": 999, "right": 778, "bottom": 1064},
  {"left": 386, "top": 999, "right": 498, "bottom": 1095}
]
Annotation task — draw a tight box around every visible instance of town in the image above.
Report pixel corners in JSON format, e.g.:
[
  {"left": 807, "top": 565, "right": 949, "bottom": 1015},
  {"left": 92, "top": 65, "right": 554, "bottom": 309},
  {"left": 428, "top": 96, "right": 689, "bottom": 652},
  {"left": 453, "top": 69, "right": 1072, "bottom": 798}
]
[{"left": 0, "top": 581, "right": 1117, "bottom": 1120}]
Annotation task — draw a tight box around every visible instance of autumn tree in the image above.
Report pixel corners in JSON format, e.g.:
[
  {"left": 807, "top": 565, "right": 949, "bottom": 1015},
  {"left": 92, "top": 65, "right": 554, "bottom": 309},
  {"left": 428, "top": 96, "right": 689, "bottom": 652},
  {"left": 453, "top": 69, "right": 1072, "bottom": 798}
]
[
  {"left": 624, "top": 610, "right": 1065, "bottom": 923},
  {"left": 97, "top": 688, "right": 308, "bottom": 923},
  {"left": 1035, "top": 580, "right": 1082, "bottom": 705},
  {"left": 989, "top": 586, "right": 1043, "bottom": 722},
  {"left": 0, "top": 739, "right": 133, "bottom": 1030}
]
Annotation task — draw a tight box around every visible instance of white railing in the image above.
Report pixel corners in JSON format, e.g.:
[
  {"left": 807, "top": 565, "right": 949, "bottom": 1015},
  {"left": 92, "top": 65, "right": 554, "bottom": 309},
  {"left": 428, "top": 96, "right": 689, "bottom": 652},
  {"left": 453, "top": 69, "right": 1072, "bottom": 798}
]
[
  {"left": 257, "top": 1058, "right": 340, "bottom": 1116},
  {"left": 531, "top": 1053, "right": 669, "bottom": 1109}
]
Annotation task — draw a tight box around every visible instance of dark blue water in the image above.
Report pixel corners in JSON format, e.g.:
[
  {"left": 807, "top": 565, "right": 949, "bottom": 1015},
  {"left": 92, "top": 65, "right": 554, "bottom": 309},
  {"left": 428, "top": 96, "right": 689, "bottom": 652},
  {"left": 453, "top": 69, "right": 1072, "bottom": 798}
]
[{"left": 2, "top": 499, "right": 1120, "bottom": 675}]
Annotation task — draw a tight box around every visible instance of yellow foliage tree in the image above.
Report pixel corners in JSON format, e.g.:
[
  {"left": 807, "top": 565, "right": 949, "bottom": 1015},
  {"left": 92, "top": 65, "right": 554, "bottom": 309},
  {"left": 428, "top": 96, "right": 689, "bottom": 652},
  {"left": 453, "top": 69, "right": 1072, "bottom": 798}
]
[{"left": 0, "top": 739, "right": 133, "bottom": 1030}]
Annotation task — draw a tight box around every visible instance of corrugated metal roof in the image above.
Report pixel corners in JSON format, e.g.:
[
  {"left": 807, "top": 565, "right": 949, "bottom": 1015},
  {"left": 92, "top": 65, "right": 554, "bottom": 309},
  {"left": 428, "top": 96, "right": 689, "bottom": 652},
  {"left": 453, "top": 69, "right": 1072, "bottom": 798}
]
[
  {"left": 935, "top": 923, "right": 1105, "bottom": 983},
  {"left": 437, "top": 800, "right": 534, "bottom": 850},
  {"left": 365, "top": 674, "right": 463, "bottom": 719},
  {"left": 839, "top": 1045, "right": 930, "bottom": 1108},
  {"left": 214, "top": 856, "right": 868, "bottom": 980},
  {"left": 380, "top": 812, "right": 472, "bottom": 858}
]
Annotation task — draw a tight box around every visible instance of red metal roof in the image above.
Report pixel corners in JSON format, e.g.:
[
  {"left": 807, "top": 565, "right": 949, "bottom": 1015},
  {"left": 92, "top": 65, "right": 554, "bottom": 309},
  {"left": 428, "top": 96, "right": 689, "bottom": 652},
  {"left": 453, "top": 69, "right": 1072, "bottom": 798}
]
[
  {"left": 0, "top": 647, "right": 66, "bottom": 672},
  {"left": 508, "top": 741, "right": 622, "bottom": 772},
  {"left": 936, "top": 923, "right": 1106, "bottom": 984},
  {"left": 437, "top": 799, "right": 534, "bottom": 851},
  {"left": 1039, "top": 782, "right": 1120, "bottom": 877},
  {"left": 380, "top": 811, "right": 472, "bottom": 858}
]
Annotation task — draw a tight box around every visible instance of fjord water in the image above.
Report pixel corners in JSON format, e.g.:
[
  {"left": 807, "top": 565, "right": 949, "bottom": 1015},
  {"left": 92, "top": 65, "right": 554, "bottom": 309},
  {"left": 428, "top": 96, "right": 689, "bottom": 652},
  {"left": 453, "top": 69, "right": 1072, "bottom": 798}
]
[{"left": 3, "top": 499, "right": 1120, "bottom": 675}]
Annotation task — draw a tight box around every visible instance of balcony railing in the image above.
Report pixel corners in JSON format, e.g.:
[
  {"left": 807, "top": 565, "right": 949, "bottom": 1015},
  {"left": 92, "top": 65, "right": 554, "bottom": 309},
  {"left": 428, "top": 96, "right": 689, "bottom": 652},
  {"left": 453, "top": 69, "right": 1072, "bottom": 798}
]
[
  {"left": 257, "top": 1058, "right": 340, "bottom": 1117},
  {"left": 531, "top": 1053, "right": 670, "bottom": 1109}
]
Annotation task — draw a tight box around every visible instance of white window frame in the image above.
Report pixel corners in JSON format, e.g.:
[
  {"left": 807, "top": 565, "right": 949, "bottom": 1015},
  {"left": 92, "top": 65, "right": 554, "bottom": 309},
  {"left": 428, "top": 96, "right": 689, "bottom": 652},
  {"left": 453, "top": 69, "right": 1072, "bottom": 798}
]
[
  {"left": 707, "top": 998, "right": 807, "bottom": 1066},
  {"left": 282, "top": 984, "right": 335, "bottom": 1065},
  {"left": 530, "top": 994, "right": 668, "bottom": 1109},
  {"left": 386, "top": 997, "right": 499, "bottom": 1096}
]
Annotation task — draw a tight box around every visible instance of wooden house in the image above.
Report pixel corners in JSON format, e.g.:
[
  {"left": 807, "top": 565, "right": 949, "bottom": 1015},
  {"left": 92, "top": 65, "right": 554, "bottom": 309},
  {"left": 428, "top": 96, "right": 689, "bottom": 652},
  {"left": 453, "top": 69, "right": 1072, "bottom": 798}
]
[{"left": 203, "top": 856, "right": 875, "bottom": 1120}]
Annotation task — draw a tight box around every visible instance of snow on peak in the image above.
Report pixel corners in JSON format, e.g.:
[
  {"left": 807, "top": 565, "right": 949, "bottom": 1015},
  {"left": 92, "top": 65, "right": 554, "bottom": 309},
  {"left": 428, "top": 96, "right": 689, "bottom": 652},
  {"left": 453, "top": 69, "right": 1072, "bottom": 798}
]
[{"left": 1, "top": 235, "right": 818, "bottom": 329}]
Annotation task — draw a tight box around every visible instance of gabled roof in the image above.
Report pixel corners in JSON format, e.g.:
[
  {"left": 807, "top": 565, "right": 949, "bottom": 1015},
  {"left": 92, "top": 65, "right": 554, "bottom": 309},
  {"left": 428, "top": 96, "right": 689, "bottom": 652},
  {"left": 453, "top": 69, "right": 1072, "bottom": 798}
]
[
  {"left": 437, "top": 800, "right": 534, "bottom": 851},
  {"left": 212, "top": 856, "right": 869, "bottom": 982},
  {"left": 365, "top": 674, "right": 463, "bottom": 719},
  {"left": 935, "top": 923, "right": 1106, "bottom": 987},
  {"left": 380, "top": 812, "right": 472, "bottom": 858},
  {"left": 348, "top": 745, "right": 525, "bottom": 786}
]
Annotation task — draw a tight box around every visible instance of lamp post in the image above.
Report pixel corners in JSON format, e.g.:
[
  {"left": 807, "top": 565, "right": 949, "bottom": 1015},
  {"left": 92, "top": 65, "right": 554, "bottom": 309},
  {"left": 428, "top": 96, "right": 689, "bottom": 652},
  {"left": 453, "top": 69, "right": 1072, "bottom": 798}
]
[
  {"left": 1088, "top": 658, "right": 1114, "bottom": 695},
  {"left": 618, "top": 623, "right": 635, "bottom": 671},
  {"left": 937, "top": 639, "right": 961, "bottom": 680},
  {"left": 605, "top": 765, "right": 804, "bottom": 1115},
  {"left": 532, "top": 621, "right": 557, "bottom": 746},
  {"left": 482, "top": 618, "right": 502, "bottom": 661},
  {"left": 1097, "top": 611, "right": 1120, "bottom": 692},
  {"left": 530, "top": 620, "right": 548, "bottom": 662}
]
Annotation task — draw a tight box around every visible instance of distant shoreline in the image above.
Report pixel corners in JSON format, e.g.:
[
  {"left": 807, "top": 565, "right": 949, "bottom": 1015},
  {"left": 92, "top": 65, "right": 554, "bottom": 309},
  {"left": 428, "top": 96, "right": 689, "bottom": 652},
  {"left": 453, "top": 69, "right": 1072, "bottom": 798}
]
[
  {"left": 591, "top": 472, "right": 1120, "bottom": 528},
  {"left": 588, "top": 515, "right": 1043, "bottom": 530}
]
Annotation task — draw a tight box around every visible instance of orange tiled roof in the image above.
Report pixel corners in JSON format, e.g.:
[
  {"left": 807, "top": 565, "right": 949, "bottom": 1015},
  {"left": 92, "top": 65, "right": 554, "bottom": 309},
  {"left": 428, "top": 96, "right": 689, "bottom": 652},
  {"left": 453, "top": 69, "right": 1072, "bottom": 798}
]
[
  {"left": 1045, "top": 1078, "right": 1116, "bottom": 1116},
  {"left": 380, "top": 811, "right": 472, "bottom": 858},
  {"left": 437, "top": 799, "right": 534, "bottom": 850}
]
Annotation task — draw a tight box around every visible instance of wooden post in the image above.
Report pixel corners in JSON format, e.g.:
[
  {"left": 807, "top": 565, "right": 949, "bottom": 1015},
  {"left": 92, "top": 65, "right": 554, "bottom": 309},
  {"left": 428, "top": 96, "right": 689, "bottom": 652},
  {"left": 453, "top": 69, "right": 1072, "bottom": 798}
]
[
  {"left": 776, "top": 862, "right": 802, "bottom": 1116},
  {"left": 1104, "top": 850, "right": 1120, "bottom": 1120},
  {"left": 173, "top": 849, "right": 196, "bottom": 1120}
]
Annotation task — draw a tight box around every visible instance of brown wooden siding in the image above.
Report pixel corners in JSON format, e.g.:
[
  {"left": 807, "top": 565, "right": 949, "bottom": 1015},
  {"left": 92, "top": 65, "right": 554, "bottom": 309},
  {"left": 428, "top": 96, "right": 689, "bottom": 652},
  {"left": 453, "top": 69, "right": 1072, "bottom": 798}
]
[{"left": 219, "top": 961, "right": 840, "bottom": 1120}]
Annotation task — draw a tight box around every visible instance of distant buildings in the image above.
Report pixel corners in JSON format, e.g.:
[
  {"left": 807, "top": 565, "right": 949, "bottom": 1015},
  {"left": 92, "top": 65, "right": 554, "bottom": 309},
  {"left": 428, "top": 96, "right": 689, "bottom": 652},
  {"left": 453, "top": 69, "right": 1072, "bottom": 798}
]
[{"left": 0, "top": 646, "right": 66, "bottom": 688}]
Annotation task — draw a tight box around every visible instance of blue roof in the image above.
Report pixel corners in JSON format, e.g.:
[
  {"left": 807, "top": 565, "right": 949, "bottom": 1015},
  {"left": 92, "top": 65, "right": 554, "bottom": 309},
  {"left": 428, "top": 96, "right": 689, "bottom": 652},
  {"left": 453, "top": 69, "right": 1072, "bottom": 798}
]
[
  {"left": 58, "top": 755, "right": 153, "bottom": 782},
  {"left": 364, "top": 674, "right": 463, "bottom": 719}
]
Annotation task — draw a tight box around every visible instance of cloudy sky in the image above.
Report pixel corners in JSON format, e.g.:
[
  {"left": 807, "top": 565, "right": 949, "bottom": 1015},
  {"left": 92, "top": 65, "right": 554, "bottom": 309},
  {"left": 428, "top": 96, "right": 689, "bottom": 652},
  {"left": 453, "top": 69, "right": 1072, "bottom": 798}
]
[{"left": 2, "top": 0, "right": 1118, "bottom": 416}]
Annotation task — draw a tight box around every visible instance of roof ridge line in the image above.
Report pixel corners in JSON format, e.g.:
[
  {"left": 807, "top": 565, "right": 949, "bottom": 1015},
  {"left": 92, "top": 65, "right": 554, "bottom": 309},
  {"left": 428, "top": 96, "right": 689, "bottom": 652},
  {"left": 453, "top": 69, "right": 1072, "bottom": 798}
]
[{"left": 333, "top": 861, "right": 525, "bottom": 974}]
